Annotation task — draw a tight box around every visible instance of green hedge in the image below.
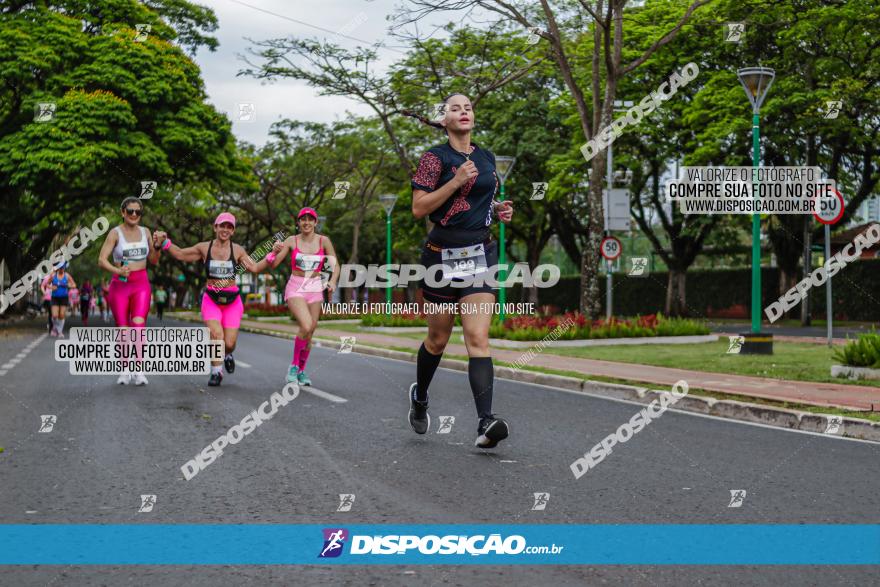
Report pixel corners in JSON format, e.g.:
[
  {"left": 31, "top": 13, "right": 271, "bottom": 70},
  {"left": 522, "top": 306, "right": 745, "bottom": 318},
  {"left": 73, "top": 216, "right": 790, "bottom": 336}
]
[{"left": 509, "top": 258, "right": 880, "bottom": 321}]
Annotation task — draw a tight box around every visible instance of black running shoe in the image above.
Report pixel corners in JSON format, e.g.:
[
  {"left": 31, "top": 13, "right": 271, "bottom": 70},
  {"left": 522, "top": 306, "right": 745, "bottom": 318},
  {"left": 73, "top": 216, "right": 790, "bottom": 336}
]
[
  {"left": 407, "top": 382, "right": 430, "bottom": 434},
  {"left": 475, "top": 416, "right": 509, "bottom": 449},
  {"left": 208, "top": 372, "right": 223, "bottom": 387},
  {"left": 224, "top": 354, "right": 235, "bottom": 374}
]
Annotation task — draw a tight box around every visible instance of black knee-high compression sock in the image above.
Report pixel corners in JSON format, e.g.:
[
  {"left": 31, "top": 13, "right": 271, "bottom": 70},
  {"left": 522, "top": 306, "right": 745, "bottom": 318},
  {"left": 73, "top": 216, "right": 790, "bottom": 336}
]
[
  {"left": 415, "top": 343, "right": 443, "bottom": 402},
  {"left": 468, "top": 357, "right": 494, "bottom": 420}
]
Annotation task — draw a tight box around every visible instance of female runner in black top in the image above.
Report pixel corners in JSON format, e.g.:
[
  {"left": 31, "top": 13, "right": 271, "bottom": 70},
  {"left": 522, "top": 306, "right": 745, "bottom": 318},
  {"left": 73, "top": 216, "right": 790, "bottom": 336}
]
[
  {"left": 154, "top": 212, "right": 276, "bottom": 387},
  {"left": 407, "top": 93, "right": 515, "bottom": 449}
]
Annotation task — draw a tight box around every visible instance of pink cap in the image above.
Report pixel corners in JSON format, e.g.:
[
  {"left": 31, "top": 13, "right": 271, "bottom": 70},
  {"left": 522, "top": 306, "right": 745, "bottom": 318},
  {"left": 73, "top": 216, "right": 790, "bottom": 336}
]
[
  {"left": 214, "top": 212, "right": 236, "bottom": 227},
  {"left": 298, "top": 207, "right": 318, "bottom": 220}
]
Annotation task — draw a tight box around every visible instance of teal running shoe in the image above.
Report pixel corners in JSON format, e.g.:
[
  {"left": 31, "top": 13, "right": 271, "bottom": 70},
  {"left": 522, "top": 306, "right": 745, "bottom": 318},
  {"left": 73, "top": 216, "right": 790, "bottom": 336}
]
[
  {"left": 297, "top": 370, "right": 312, "bottom": 386},
  {"left": 286, "top": 365, "right": 300, "bottom": 383}
]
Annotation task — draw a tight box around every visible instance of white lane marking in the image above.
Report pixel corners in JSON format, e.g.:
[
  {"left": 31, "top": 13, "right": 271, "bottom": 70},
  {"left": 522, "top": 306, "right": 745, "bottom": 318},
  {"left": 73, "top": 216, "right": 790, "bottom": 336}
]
[
  {"left": 361, "top": 353, "right": 880, "bottom": 446},
  {"left": 300, "top": 386, "right": 348, "bottom": 403},
  {"left": 0, "top": 333, "right": 46, "bottom": 377},
  {"left": 236, "top": 360, "right": 252, "bottom": 368}
]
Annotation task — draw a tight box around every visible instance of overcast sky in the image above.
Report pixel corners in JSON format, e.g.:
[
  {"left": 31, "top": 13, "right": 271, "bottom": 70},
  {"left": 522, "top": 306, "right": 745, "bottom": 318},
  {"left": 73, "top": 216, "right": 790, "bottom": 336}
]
[{"left": 192, "top": 0, "right": 454, "bottom": 146}]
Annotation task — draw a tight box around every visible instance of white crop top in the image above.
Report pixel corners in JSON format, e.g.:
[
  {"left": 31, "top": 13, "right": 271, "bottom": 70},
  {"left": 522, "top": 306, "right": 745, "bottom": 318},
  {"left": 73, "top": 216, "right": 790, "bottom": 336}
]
[{"left": 112, "top": 226, "right": 149, "bottom": 264}]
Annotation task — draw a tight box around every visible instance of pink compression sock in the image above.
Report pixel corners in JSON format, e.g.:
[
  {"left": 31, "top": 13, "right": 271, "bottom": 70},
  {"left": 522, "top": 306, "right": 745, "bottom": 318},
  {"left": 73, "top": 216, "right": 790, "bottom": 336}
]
[
  {"left": 298, "top": 343, "right": 311, "bottom": 371},
  {"left": 292, "top": 336, "right": 306, "bottom": 366}
]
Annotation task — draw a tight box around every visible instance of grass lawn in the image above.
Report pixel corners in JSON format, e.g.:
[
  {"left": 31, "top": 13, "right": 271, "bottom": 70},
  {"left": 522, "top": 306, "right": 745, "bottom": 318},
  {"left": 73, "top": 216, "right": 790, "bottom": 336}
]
[{"left": 545, "top": 338, "right": 878, "bottom": 387}]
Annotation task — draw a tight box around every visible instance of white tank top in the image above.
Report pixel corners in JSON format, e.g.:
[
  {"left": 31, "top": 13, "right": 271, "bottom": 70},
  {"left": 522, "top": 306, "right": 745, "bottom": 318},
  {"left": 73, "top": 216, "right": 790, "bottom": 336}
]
[{"left": 112, "top": 226, "right": 149, "bottom": 263}]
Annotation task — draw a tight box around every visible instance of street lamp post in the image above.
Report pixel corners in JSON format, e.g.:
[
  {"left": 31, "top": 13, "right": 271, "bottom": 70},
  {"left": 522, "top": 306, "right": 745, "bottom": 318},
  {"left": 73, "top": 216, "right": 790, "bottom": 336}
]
[
  {"left": 737, "top": 67, "right": 775, "bottom": 354},
  {"left": 494, "top": 156, "right": 517, "bottom": 322},
  {"left": 379, "top": 194, "right": 398, "bottom": 315}
]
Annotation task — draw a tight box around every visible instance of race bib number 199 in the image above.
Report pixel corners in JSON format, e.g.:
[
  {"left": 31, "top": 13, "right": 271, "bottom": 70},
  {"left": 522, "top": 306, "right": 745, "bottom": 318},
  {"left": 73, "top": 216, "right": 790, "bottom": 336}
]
[{"left": 441, "top": 244, "right": 488, "bottom": 279}]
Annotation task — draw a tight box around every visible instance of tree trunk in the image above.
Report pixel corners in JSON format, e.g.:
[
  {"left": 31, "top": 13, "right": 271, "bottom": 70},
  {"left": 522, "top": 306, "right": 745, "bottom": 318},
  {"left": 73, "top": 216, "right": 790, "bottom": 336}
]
[
  {"left": 800, "top": 214, "right": 812, "bottom": 325},
  {"left": 777, "top": 262, "right": 800, "bottom": 319},
  {"left": 665, "top": 268, "right": 687, "bottom": 317},
  {"left": 525, "top": 240, "right": 542, "bottom": 307},
  {"left": 581, "top": 151, "right": 606, "bottom": 318}
]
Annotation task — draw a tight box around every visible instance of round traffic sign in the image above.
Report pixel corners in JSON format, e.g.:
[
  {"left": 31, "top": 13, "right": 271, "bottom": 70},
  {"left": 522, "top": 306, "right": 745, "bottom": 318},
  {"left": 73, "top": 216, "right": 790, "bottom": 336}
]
[
  {"left": 813, "top": 187, "right": 844, "bottom": 225},
  {"left": 600, "top": 236, "right": 622, "bottom": 261}
]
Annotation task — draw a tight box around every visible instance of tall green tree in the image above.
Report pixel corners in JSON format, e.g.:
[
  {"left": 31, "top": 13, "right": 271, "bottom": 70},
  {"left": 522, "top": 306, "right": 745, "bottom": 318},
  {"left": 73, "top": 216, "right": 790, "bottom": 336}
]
[
  {"left": 0, "top": 0, "right": 252, "bottom": 286},
  {"left": 680, "top": 0, "right": 880, "bottom": 323}
]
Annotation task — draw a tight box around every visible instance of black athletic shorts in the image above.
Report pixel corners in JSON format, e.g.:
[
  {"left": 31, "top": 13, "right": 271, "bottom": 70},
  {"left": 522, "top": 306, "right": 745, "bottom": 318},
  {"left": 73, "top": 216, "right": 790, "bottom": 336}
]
[
  {"left": 50, "top": 296, "right": 69, "bottom": 307},
  {"left": 419, "top": 227, "right": 498, "bottom": 304}
]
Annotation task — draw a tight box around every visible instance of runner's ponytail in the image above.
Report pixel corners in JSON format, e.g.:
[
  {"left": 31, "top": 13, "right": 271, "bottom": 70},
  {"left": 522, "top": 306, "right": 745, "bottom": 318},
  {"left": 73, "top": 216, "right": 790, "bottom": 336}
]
[{"left": 402, "top": 93, "right": 468, "bottom": 131}]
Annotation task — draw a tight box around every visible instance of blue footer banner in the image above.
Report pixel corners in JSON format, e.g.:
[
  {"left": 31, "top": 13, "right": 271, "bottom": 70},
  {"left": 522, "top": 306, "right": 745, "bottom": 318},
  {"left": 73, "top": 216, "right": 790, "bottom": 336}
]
[{"left": 1, "top": 525, "right": 878, "bottom": 565}]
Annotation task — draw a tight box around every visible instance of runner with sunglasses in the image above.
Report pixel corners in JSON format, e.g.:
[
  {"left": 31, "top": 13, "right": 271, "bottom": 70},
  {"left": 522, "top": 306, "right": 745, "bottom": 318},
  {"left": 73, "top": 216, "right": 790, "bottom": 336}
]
[
  {"left": 265, "top": 207, "right": 339, "bottom": 386},
  {"left": 154, "top": 213, "right": 274, "bottom": 387},
  {"left": 97, "top": 197, "right": 161, "bottom": 385},
  {"left": 406, "top": 93, "right": 515, "bottom": 449}
]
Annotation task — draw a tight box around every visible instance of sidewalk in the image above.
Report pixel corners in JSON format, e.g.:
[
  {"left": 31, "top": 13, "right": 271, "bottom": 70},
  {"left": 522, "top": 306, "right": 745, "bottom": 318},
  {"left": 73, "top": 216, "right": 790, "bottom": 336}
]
[
  {"left": 713, "top": 330, "right": 851, "bottom": 346},
  {"left": 180, "top": 314, "right": 880, "bottom": 413},
  {"left": 709, "top": 320, "right": 876, "bottom": 344}
]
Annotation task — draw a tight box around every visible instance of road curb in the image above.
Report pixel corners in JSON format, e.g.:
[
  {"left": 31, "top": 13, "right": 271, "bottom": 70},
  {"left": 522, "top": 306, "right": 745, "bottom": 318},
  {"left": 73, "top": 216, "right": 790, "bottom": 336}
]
[{"left": 173, "top": 314, "right": 880, "bottom": 443}]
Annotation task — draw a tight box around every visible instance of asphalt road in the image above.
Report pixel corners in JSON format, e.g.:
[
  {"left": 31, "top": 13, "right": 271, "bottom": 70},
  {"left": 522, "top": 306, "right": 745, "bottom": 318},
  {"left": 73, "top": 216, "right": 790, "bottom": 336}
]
[{"left": 0, "top": 317, "right": 877, "bottom": 586}]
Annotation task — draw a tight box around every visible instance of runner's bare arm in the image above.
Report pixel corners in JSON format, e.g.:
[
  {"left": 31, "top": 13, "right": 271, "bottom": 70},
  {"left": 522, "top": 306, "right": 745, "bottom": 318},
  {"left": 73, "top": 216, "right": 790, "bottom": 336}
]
[
  {"left": 97, "top": 229, "right": 123, "bottom": 275},
  {"left": 146, "top": 229, "right": 161, "bottom": 265},
  {"left": 323, "top": 238, "right": 339, "bottom": 292},
  {"left": 236, "top": 244, "right": 263, "bottom": 273},
  {"left": 160, "top": 237, "right": 206, "bottom": 263},
  {"left": 412, "top": 161, "right": 476, "bottom": 218},
  {"left": 266, "top": 236, "right": 292, "bottom": 269}
]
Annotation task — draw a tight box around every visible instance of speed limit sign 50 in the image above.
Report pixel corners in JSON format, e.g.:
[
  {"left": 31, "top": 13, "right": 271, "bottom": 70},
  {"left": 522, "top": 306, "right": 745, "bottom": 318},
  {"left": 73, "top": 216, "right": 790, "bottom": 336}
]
[
  {"left": 813, "top": 187, "right": 845, "bottom": 225},
  {"left": 600, "top": 236, "right": 622, "bottom": 261}
]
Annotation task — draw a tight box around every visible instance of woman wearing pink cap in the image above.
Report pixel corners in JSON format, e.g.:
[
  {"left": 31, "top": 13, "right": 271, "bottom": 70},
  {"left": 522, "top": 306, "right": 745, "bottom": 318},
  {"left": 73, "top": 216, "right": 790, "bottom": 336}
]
[
  {"left": 154, "top": 212, "right": 271, "bottom": 387},
  {"left": 265, "top": 207, "right": 339, "bottom": 386}
]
